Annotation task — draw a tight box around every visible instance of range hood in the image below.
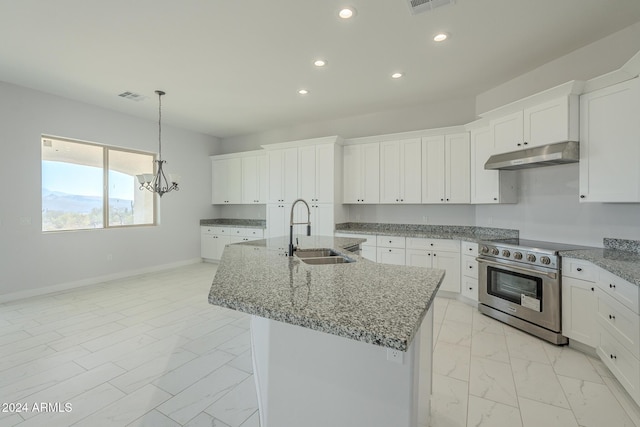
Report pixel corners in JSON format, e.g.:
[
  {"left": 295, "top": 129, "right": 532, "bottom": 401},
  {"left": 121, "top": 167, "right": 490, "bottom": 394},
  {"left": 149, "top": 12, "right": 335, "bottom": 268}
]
[{"left": 484, "top": 141, "right": 579, "bottom": 171}]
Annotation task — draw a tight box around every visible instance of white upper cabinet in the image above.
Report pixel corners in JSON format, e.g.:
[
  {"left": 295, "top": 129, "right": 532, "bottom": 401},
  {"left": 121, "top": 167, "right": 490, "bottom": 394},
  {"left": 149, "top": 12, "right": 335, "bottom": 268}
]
[
  {"left": 211, "top": 157, "right": 242, "bottom": 204},
  {"left": 241, "top": 154, "right": 267, "bottom": 204},
  {"left": 579, "top": 77, "right": 640, "bottom": 202},
  {"left": 422, "top": 132, "right": 470, "bottom": 203},
  {"left": 490, "top": 96, "right": 579, "bottom": 153},
  {"left": 298, "top": 143, "right": 335, "bottom": 203},
  {"left": 470, "top": 126, "right": 517, "bottom": 204},
  {"left": 343, "top": 143, "right": 380, "bottom": 204},
  {"left": 267, "top": 148, "right": 298, "bottom": 203},
  {"left": 380, "top": 138, "right": 421, "bottom": 204}
]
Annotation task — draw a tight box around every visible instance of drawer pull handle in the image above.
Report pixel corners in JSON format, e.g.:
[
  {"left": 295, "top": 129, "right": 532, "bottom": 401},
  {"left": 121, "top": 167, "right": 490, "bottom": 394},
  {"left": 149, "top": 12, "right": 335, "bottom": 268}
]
[
  {"left": 610, "top": 354, "right": 617, "bottom": 360},
  {"left": 609, "top": 314, "right": 616, "bottom": 320},
  {"left": 469, "top": 266, "right": 473, "bottom": 269},
  {"left": 576, "top": 267, "right": 582, "bottom": 272},
  {"left": 591, "top": 287, "right": 594, "bottom": 292},
  {"left": 610, "top": 283, "right": 616, "bottom": 289}
]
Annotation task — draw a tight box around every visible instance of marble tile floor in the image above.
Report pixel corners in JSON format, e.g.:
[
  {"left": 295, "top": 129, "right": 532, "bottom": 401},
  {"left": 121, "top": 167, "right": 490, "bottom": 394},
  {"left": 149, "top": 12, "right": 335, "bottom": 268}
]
[{"left": 0, "top": 262, "right": 638, "bottom": 427}]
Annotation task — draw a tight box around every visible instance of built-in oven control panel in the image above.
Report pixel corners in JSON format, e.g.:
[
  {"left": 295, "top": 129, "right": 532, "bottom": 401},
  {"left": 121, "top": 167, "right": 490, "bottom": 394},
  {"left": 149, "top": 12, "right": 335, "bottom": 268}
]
[{"left": 479, "top": 244, "right": 558, "bottom": 269}]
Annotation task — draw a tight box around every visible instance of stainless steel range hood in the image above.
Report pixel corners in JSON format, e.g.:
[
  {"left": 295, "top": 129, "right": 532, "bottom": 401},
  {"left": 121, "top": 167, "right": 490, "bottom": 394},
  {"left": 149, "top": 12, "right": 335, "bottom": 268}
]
[{"left": 484, "top": 141, "right": 579, "bottom": 171}]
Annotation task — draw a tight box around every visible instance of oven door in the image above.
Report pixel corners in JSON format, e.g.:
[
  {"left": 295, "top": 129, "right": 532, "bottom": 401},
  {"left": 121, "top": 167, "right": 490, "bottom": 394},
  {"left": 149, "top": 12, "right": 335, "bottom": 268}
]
[{"left": 477, "top": 258, "right": 561, "bottom": 332}]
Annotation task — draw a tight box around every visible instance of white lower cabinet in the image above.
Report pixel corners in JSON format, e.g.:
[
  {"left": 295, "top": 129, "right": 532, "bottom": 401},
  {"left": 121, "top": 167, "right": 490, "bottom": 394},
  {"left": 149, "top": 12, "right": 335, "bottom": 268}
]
[
  {"left": 334, "top": 232, "right": 377, "bottom": 262},
  {"left": 405, "top": 238, "right": 460, "bottom": 293},
  {"left": 201, "top": 226, "right": 264, "bottom": 261},
  {"left": 562, "top": 276, "right": 597, "bottom": 347},
  {"left": 562, "top": 258, "right": 640, "bottom": 405},
  {"left": 460, "top": 242, "right": 478, "bottom": 301}
]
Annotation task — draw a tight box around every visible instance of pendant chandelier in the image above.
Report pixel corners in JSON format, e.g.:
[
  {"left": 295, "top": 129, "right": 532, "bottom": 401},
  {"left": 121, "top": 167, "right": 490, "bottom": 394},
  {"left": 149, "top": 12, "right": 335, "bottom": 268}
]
[{"left": 136, "top": 90, "right": 179, "bottom": 197}]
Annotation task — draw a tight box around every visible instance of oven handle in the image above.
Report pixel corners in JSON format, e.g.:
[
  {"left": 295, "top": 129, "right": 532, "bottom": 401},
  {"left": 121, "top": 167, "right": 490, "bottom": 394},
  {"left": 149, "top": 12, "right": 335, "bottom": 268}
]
[{"left": 475, "top": 257, "right": 557, "bottom": 280}]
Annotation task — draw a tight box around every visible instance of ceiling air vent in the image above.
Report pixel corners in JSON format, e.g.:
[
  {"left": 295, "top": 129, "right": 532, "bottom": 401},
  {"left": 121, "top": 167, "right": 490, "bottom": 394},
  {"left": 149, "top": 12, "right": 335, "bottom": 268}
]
[
  {"left": 118, "top": 91, "right": 146, "bottom": 102},
  {"left": 407, "top": 0, "right": 454, "bottom": 15}
]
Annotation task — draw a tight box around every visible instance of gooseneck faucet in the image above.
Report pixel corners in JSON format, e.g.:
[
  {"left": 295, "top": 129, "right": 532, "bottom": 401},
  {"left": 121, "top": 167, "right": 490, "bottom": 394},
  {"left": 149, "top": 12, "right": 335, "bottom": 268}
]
[{"left": 288, "top": 198, "right": 311, "bottom": 256}]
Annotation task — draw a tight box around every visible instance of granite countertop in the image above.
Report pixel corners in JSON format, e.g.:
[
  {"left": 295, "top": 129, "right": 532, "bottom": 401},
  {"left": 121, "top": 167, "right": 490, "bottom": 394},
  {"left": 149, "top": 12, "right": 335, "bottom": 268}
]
[
  {"left": 208, "top": 236, "right": 445, "bottom": 351},
  {"left": 335, "top": 222, "right": 519, "bottom": 243},
  {"left": 200, "top": 218, "right": 266, "bottom": 228},
  {"left": 559, "top": 238, "right": 640, "bottom": 286}
]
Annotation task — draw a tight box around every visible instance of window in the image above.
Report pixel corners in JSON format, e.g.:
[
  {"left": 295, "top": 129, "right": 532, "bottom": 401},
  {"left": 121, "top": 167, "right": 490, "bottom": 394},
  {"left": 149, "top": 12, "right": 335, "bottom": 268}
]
[{"left": 42, "top": 136, "right": 156, "bottom": 231}]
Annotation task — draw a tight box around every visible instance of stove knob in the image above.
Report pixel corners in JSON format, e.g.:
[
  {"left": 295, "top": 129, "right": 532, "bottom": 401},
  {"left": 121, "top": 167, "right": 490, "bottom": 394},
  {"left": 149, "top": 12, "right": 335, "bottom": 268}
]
[
  {"left": 513, "top": 252, "right": 523, "bottom": 260},
  {"left": 480, "top": 246, "right": 489, "bottom": 254},
  {"left": 502, "top": 249, "right": 511, "bottom": 257},
  {"left": 491, "top": 247, "right": 500, "bottom": 255},
  {"left": 541, "top": 256, "right": 551, "bottom": 265},
  {"left": 527, "top": 254, "right": 537, "bottom": 262}
]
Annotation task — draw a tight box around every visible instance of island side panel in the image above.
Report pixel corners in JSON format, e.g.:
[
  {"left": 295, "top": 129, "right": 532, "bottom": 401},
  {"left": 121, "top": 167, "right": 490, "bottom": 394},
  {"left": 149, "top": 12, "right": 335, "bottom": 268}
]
[{"left": 250, "top": 306, "right": 433, "bottom": 427}]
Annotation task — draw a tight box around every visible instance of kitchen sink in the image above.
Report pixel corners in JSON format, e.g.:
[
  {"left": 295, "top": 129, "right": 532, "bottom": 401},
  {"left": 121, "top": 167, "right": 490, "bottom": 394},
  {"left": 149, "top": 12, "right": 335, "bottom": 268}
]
[{"left": 294, "top": 248, "right": 355, "bottom": 265}]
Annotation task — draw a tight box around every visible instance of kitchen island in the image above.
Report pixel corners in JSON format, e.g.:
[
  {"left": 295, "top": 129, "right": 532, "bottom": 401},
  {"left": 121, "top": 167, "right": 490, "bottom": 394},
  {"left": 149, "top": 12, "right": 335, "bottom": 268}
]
[{"left": 208, "top": 236, "right": 445, "bottom": 427}]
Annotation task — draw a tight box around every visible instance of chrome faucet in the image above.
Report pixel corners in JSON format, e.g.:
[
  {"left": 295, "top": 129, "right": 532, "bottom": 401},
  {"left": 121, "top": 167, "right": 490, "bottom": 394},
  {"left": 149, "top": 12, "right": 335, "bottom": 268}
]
[{"left": 288, "top": 198, "right": 311, "bottom": 256}]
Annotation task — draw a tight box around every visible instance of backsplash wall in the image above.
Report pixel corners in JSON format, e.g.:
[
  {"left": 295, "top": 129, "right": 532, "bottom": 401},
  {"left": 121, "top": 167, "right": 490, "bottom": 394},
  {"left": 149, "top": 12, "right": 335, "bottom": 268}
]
[
  {"left": 347, "top": 204, "right": 476, "bottom": 226},
  {"left": 475, "top": 164, "right": 640, "bottom": 247}
]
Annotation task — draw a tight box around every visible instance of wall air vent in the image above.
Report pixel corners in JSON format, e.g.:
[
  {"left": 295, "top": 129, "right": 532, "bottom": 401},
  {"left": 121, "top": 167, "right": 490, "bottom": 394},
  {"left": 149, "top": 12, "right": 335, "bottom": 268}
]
[
  {"left": 407, "top": 0, "right": 454, "bottom": 15},
  {"left": 118, "top": 91, "right": 147, "bottom": 102}
]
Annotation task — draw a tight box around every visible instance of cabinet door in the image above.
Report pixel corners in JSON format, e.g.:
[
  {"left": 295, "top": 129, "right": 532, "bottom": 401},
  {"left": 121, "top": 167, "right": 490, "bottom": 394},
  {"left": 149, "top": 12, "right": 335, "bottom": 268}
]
[
  {"left": 579, "top": 78, "right": 640, "bottom": 202},
  {"left": 461, "top": 276, "right": 478, "bottom": 302},
  {"left": 362, "top": 246, "right": 377, "bottom": 262},
  {"left": 267, "top": 204, "right": 287, "bottom": 238},
  {"left": 311, "top": 204, "right": 334, "bottom": 236},
  {"left": 406, "top": 249, "right": 431, "bottom": 268},
  {"left": 421, "top": 135, "right": 445, "bottom": 203},
  {"left": 201, "top": 233, "right": 217, "bottom": 259},
  {"left": 343, "top": 144, "right": 362, "bottom": 203},
  {"left": 379, "top": 141, "right": 401, "bottom": 203},
  {"left": 562, "top": 276, "right": 597, "bottom": 347},
  {"left": 226, "top": 157, "right": 242, "bottom": 204},
  {"left": 282, "top": 148, "right": 299, "bottom": 202},
  {"left": 362, "top": 143, "right": 380, "bottom": 204},
  {"left": 211, "top": 159, "right": 228, "bottom": 204},
  {"left": 471, "top": 127, "right": 500, "bottom": 203},
  {"left": 377, "top": 248, "right": 406, "bottom": 266},
  {"left": 491, "top": 111, "right": 524, "bottom": 153},
  {"left": 257, "top": 155, "right": 267, "bottom": 203},
  {"left": 445, "top": 133, "right": 470, "bottom": 204},
  {"left": 298, "top": 146, "right": 317, "bottom": 202},
  {"left": 242, "top": 156, "right": 259, "bottom": 204},
  {"left": 432, "top": 251, "right": 461, "bottom": 293},
  {"left": 315, "top": 144, "right": 335, "bottom": 203},
  {"left": 400, "top": 138, "right": 422, "bottom": 203},
  {"left": 268, "top": 150, "right": 285, "bottom": 203},
  {"left": 524, "top": 96, "right": 576, "bottom": 148}
]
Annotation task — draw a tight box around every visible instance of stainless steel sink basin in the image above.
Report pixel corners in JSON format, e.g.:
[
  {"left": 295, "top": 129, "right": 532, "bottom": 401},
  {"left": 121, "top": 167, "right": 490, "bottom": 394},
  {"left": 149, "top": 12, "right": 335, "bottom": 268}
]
[
  {"left": 294, "top": 248, "right": 355, "bottom": 265},
  {"left": 295, "top": 249, "right": 340, "bottom": 258},
  {"left": 299, "top": 257, "right": 353, "bottom": 265}
]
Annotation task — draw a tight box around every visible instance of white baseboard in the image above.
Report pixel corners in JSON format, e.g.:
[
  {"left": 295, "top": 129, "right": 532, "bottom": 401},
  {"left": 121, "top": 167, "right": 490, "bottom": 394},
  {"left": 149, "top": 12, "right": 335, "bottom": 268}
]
[{"left": 0, "top": 258, "right": 203, "bottom": 303}]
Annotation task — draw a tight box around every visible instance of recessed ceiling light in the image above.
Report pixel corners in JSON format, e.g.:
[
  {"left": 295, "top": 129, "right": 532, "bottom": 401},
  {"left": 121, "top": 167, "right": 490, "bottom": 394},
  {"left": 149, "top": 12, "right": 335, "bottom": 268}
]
[
  {"left": 338, "top": 7, "right": 356, "bottom": 19},
  {"left": 433, "top": 32, "right": 449, "bottom": 42},
  {"left": 314, "top": 59, "right": 327, "bottom": 67},
  {"left": 391, "top": 72, "right": 403, "bottom": 79},
  {"left": 298, "top": 89, "right": 309, "bottom": 95}
]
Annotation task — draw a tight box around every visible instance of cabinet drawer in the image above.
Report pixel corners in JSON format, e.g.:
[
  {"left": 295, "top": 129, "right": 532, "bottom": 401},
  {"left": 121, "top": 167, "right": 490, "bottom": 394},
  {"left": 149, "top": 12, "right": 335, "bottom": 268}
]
[
  {"left": 406, "top": 237, "right": 459, "bottom": 252},
  {"left": 377, "top": 235, "right": 406, "bottom": 249},
  {"left": 461, "top": 276, "right": 478, "bottom": 302},
  {"left": 335, "top": 232, "right": 376, "bottom": 247},
  {"left": 463, "top": 255, "right": 478, "bottom": 279},
  {"left": 201, "top": 226, "right": 230, "bottom": 235},
  {"left": 231, "top": 227, "right": 264, "bottom": 238},
  {"left": 596, "top": 289, "right": 640, "bottom": 357},
  {"left": 376, "top": 247, "right": 405, "bottom": 266},
  {"left": 597, "top": 330, "right": 640, "bottom": 403},
  {"left": 461, "top": 241, "right": 478, "bottom": 257},
  {"left": 598, "top": 270, "right": 639, "bottom": 314},
  {"left": 563, "top": 258, "right": 596, "bottom": 281}
]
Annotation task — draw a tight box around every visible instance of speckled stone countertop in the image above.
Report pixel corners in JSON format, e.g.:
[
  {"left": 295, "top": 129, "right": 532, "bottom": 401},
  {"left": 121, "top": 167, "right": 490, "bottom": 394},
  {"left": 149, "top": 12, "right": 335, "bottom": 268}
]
[
  {"left": 559, "top": 238, "right": 640, "bottom": 286},
  {"left": 200, "top": 218, "right": 266, "bottom": 228},
  {"left": 335, "top": 222, "right": 519, "bottom": 242},
  {"left": 208, "top": 236, "right": 445, "bottom": 351}
]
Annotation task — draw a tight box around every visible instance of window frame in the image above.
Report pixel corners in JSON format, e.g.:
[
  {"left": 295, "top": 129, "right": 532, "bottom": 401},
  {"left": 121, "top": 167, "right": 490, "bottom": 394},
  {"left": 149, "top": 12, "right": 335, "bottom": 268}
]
[{"left": 41, "top": 134, "right": 158, "bottom": 232}]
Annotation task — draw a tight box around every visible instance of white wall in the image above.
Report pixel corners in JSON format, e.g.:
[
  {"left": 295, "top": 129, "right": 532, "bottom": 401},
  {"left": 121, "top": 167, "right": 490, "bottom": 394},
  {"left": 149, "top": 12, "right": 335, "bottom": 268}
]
[
  {"left": 347, "top": 205, "right": 475, "bottom": 226},
  {"left": 476, "top": 22, "right": 640, "bottom": 114},
  {"left": 0, "top": 81, "right": 220, "bottom": 298},
  {"left": 218, "top": 97, "right": 476, "bottom": 153},
  {"left": 475, "top": 165, "right": 640, "bottom": 246}
]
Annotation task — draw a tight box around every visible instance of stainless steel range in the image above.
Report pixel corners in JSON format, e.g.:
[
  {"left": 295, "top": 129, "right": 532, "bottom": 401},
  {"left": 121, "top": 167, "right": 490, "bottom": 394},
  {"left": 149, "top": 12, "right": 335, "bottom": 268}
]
[{"left": 477, "top": 239, "right": 586, "bottom": 345}]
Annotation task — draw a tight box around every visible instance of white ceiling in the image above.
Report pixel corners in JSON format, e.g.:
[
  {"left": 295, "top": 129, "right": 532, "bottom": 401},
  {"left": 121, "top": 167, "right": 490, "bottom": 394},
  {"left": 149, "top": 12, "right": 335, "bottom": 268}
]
[{"left": 2, "top": 0, "right": 640, "bottom": 139}]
